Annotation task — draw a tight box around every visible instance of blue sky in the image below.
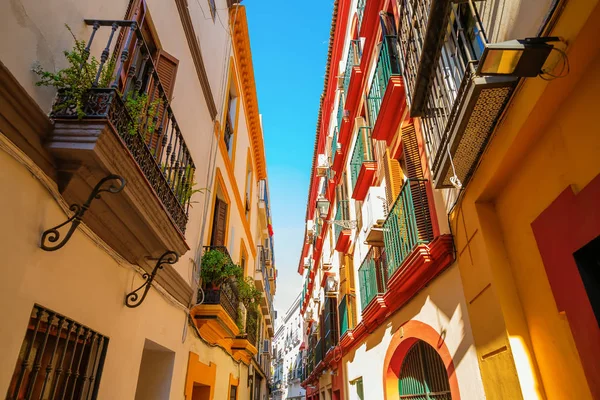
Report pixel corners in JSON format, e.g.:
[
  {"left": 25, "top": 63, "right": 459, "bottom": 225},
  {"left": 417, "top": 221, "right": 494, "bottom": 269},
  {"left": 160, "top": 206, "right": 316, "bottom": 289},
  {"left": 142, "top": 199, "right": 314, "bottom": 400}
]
[{"left": 245, "top": 1, "right": 334, "bottom": 317}]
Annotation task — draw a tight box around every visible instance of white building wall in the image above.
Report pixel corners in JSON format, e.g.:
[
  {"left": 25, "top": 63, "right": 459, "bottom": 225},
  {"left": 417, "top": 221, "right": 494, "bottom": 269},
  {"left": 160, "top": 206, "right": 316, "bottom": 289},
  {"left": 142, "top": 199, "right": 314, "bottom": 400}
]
[{"left": 343, "top": 263, "right": 485, "bottom": 400}]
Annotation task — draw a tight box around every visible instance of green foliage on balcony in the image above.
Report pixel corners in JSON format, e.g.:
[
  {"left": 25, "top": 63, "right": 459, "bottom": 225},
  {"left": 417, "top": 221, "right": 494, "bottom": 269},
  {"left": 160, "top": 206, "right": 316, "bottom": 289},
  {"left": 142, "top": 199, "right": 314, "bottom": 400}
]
[{"left": 350, "top": 127, "right": 374, "bottom": 193}]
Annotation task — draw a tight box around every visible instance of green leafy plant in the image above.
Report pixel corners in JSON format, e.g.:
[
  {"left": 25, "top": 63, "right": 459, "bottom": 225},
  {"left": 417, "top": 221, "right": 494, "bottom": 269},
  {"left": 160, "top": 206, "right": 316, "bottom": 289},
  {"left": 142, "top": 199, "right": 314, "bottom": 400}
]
[
  {"left": 200, "top": 249, "right": 242, "bottom": 288},
  {"left": 238, "top": 276, "right": 262, "bottom": 312},
  {"left": 33, "top": 25, "right": 116, "bottom": 118}
]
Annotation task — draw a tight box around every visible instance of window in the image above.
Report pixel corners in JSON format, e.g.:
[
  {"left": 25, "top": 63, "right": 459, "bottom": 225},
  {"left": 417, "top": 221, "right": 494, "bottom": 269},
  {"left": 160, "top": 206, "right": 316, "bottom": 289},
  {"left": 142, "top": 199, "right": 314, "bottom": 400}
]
[
  {"left": 7, "top": 305, "right": 108, "bottom": 400},
  {"left": 210, "top": 197, "right": 228, "bottom": 246},
  {"left": 245, "top": 159, "right": 253, "bottom": 219},
  {"left": 350, "top": 377, "right": 364, "bottom": 400},
  {"left": 224, "top": 84, "right": 238, "bottom": 157},
  {"left": 399, "top": 340, "right": 451, "bottom": 398},
  {"left": 208, "top": 0, "right": 217, "bottom": 21},
  {"left": 573, "top": 235, "right": 600, "bottom": 327},
  {"left": 229, "top": 385, "right": 237, "bottom": 400}
]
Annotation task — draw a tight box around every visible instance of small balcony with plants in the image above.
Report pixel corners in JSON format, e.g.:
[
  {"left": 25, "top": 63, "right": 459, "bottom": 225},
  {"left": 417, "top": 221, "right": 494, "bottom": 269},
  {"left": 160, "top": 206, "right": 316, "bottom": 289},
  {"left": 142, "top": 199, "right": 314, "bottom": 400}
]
[
  {"left": 397, "top": 0, "right": 517, "bottom": 188},
  {"left": 37, "top": 20, "right": 196, "bottom": 296},
  {"left": 191, "top": 246, "right": 259, "bottom": 363},
  {"left": 367, "top": 34, "right": 405, "bottom": 145},
  {"left": 350, "top": 125, "right": 376, "bottom": 201}
]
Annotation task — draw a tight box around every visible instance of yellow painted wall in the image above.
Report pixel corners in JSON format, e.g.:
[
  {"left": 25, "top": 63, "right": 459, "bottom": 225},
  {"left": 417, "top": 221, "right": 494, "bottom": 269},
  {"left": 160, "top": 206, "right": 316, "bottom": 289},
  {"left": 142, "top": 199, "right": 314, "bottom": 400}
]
[{"left": 451, "top": 1, "right": 600, "bottom": 399}]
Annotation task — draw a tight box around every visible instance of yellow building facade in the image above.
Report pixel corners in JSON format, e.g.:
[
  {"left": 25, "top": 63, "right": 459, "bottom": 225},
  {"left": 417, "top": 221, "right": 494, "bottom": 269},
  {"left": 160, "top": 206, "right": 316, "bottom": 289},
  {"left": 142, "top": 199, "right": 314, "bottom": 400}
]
[
  {"left": 450, "top": 1, "right": 600, "bottom": 398},
  {"left": 0, "top": 0, "right": 274, "bottom": 399}
]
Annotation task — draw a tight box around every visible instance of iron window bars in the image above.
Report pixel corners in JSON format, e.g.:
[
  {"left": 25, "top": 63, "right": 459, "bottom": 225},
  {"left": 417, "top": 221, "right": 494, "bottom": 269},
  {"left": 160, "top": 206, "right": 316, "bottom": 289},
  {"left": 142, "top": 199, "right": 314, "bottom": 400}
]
[{"left": 7, "top": 304, "right": 108, "bottom": 400}]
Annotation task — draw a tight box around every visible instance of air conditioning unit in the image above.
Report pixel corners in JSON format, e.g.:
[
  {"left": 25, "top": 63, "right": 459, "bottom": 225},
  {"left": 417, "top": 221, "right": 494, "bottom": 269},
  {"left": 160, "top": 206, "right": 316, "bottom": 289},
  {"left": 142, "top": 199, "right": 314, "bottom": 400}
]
[
  {"left": 362, "top": 186, "right": 387, "bottom": 246},
  {"left": 316, "top": 154, "right": 328, "bottom": 177}
]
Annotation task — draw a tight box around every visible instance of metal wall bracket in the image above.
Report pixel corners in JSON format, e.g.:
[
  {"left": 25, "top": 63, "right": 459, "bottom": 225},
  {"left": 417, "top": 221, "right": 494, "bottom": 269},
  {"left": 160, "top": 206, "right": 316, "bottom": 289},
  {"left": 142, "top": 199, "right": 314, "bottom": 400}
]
[
  {"left": 125, "top": 251, "right": 178, "bottom": 308},
  {"left": 40, "top": 174, "right": 126, "bottom": 251}
]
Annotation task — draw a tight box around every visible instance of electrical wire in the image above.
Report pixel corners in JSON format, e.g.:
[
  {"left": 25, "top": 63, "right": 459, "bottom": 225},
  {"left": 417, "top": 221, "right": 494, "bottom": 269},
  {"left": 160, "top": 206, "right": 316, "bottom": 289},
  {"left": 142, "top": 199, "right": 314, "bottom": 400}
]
[{"left": 540, "top": 47, "right": 570, "bottom": 81}]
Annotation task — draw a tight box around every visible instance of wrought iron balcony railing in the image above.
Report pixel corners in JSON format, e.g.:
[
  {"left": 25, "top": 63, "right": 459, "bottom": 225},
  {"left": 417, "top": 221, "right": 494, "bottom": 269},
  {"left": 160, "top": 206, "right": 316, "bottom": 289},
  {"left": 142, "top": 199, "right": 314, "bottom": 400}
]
[
  {"left": 200, "top": 246, "right": 240, "bottom": 323},
  {"left": 338, "top": 293, "right": 356, "bottom": 337},
  {"left": 383, "top": 180, "right": 434, "bottom": 278},
  {"left": 323, "top": 298, "right": 338, "bottom": 353},
  {"left": 337, "top": 91, "right": 345, "bottom": 127},
  {"left": 398, "top": 1, "right": 515, "bottom": 188},
  {"left": 343, "top": 39, "right": 361, "bottom": 95},
  {"left": 334, "top": 199, "right": 351, "bottom": 244},
  {"left": 357, "top": 0, "right": 366, "bottom": 33},
  {"left": 50, "top": 20, "right": 195, "bottom": 233},
  {"left": 330, "top": 126, "right": 339, "bottom": 166},
  {"left": 358, "top": 246, "right": 388, "bottom": 310},
  {"left": 367, "top": 35, "right": 401, "bottom": 126},
  {"left": 350, "top": 127, "right": 374, "bottom": 192},
  {"left": 315, "top": 338, "right": 324, "bottom": 366}
]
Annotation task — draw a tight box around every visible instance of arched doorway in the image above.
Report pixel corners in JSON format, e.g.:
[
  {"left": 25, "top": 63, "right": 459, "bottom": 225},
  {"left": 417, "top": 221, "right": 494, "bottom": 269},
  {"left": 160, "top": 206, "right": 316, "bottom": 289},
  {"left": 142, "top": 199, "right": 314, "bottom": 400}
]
[
  {"left": 382, "top": 320, "right": 460, "bottom": 400},
  {"left": 399, "top": 340, "right": 452, "bottom": 399}
]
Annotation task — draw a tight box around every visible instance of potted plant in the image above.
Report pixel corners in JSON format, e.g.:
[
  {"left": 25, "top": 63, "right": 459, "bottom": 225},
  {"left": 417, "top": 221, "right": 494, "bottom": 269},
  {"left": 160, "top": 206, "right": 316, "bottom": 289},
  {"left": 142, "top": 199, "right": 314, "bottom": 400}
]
[
  {"left": 200, "top": 249, "right": 241, "bottom": 289},
  {"left": 237, "top": 276, "right": 262, "bottom": 311}
]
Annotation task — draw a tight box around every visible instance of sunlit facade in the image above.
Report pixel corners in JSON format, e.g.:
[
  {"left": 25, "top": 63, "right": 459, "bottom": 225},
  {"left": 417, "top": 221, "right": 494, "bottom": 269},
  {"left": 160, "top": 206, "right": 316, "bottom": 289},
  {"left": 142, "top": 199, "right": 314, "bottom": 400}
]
[
  {"left": 0, "top": 0, "right": 275, "bottom": 399},
  {"left": 297, "top": 0, "right": 600, "bottom": 399}
]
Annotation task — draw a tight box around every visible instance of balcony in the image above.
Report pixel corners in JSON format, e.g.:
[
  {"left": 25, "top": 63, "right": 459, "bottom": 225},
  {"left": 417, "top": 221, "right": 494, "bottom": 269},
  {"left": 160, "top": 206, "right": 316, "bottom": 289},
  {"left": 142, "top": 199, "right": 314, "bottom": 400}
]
[
  {"left": 358, "top": 246, "right": 388, "bottom": 311},
  {"left": 323, "top": 297, "right": 338, "bottom": 354},
  {"left": 397, "top": 1, "right": 517, "bottom": 188},
  {"left": 343, "top": 40, "right": 363, "bottom": 114},
  {"left": 338, "top": 294, "right": 356, "bottom": 338},
  {"left": 362, "top": 186, "right": 387, "bottom": 246},
  {"left": 255, "top": 246, "right": 274, "bottom": 332},
  {"left": 356, "top": 0, "right": 366, "bottom": 33},
  {"left": 350, "top": 126, "right": 376, "bottom": 201},
  {"left": 367, "top": 35, "right": 405, "bottom": 145},
  {"left": 330, "top": 127, "right": 341, "bottom": 172},
  {"left": 45, "top": 20, "right": 193, "bottom": 291},
  {"left": 383, "top": 180, "right": 434, "bottom": 279},
  {"left": 334, "top": 200, "right": 352, "bottom": 253},
  {"left": 257, "top": 179, "right": 268, "bottom": 233},
  {"left": 315, "top": 338, "right": 324, "bottom": 367}
]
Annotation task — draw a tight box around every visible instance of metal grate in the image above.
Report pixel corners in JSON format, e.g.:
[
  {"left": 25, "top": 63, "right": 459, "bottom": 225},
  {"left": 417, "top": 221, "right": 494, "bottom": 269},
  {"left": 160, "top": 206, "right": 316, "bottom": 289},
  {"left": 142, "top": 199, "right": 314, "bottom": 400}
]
[
  {"left": 367, "top": 35, "right": 401, "bottom": 125},
  {"left": 357, "top": 247, "right": 387, "bottom": 311},
  {"left": 350, "top": 127, "right": 374, "bottom": 193},
  {"left": 399, "top": 341, "right": 452, "bottom": 399},
  {"left": 383, "top": 180, "right": 433, "bottom": 279},
  {"left": 334, "top": 199, "right": 351, "bottom": 245},
  {"left": 343, "top": 40, "right": 361, "bottom": 95},
  {"left": 51, "top": 20, "right": 196, "bottom": 233},
  {"left": 7, "top": 305, "right": 108, "bottom": 400},
  {"left": 356, "top": 0, "right": 366, "bottom": 33}
]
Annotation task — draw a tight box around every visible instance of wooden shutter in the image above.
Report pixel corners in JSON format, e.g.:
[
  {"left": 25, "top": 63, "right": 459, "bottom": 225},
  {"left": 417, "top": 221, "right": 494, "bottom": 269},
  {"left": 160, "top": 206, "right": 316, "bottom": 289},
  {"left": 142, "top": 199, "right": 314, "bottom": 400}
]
[
  {"left": 147, "top": 50, "right": 179, "bottom": 149},
  {"left": 401, "top": 124, "right": 433, "bottom": 242},
  {"left": 155, "top": 50, "right": 179, "bottom": 100},
  {"left": 210, "top": 198, "right": 228, "bottom": 246},
  {"left": 383, "top": 148, "right": 404, "bottom": 209}
]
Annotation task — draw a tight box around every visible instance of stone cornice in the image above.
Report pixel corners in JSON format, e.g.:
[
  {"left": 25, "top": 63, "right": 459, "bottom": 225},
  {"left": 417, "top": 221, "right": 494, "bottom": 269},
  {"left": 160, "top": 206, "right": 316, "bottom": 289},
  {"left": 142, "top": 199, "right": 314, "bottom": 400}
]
[{"left": 229, "top": 5, "right": 267, "bottom": 180}]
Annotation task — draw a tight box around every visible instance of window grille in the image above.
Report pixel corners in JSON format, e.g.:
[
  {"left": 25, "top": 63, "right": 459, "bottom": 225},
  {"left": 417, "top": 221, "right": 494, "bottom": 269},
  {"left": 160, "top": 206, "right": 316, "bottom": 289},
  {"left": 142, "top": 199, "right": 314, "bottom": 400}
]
[{"left": 7, "top": 304, "right": 108, "bottom": 400}]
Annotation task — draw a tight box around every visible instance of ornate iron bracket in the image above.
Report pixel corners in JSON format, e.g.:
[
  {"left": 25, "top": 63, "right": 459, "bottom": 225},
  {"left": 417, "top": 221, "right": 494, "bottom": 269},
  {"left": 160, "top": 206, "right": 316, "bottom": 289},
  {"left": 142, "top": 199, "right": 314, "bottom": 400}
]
[
  {"left": 40, "top": 174, "right": 126, "bottom": 251},
  {"left": 125, "top": 251, "right": 179, "bottom": 308},
  {"left": 325, "top": 219, "right": 357, "bottom": 230}
]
